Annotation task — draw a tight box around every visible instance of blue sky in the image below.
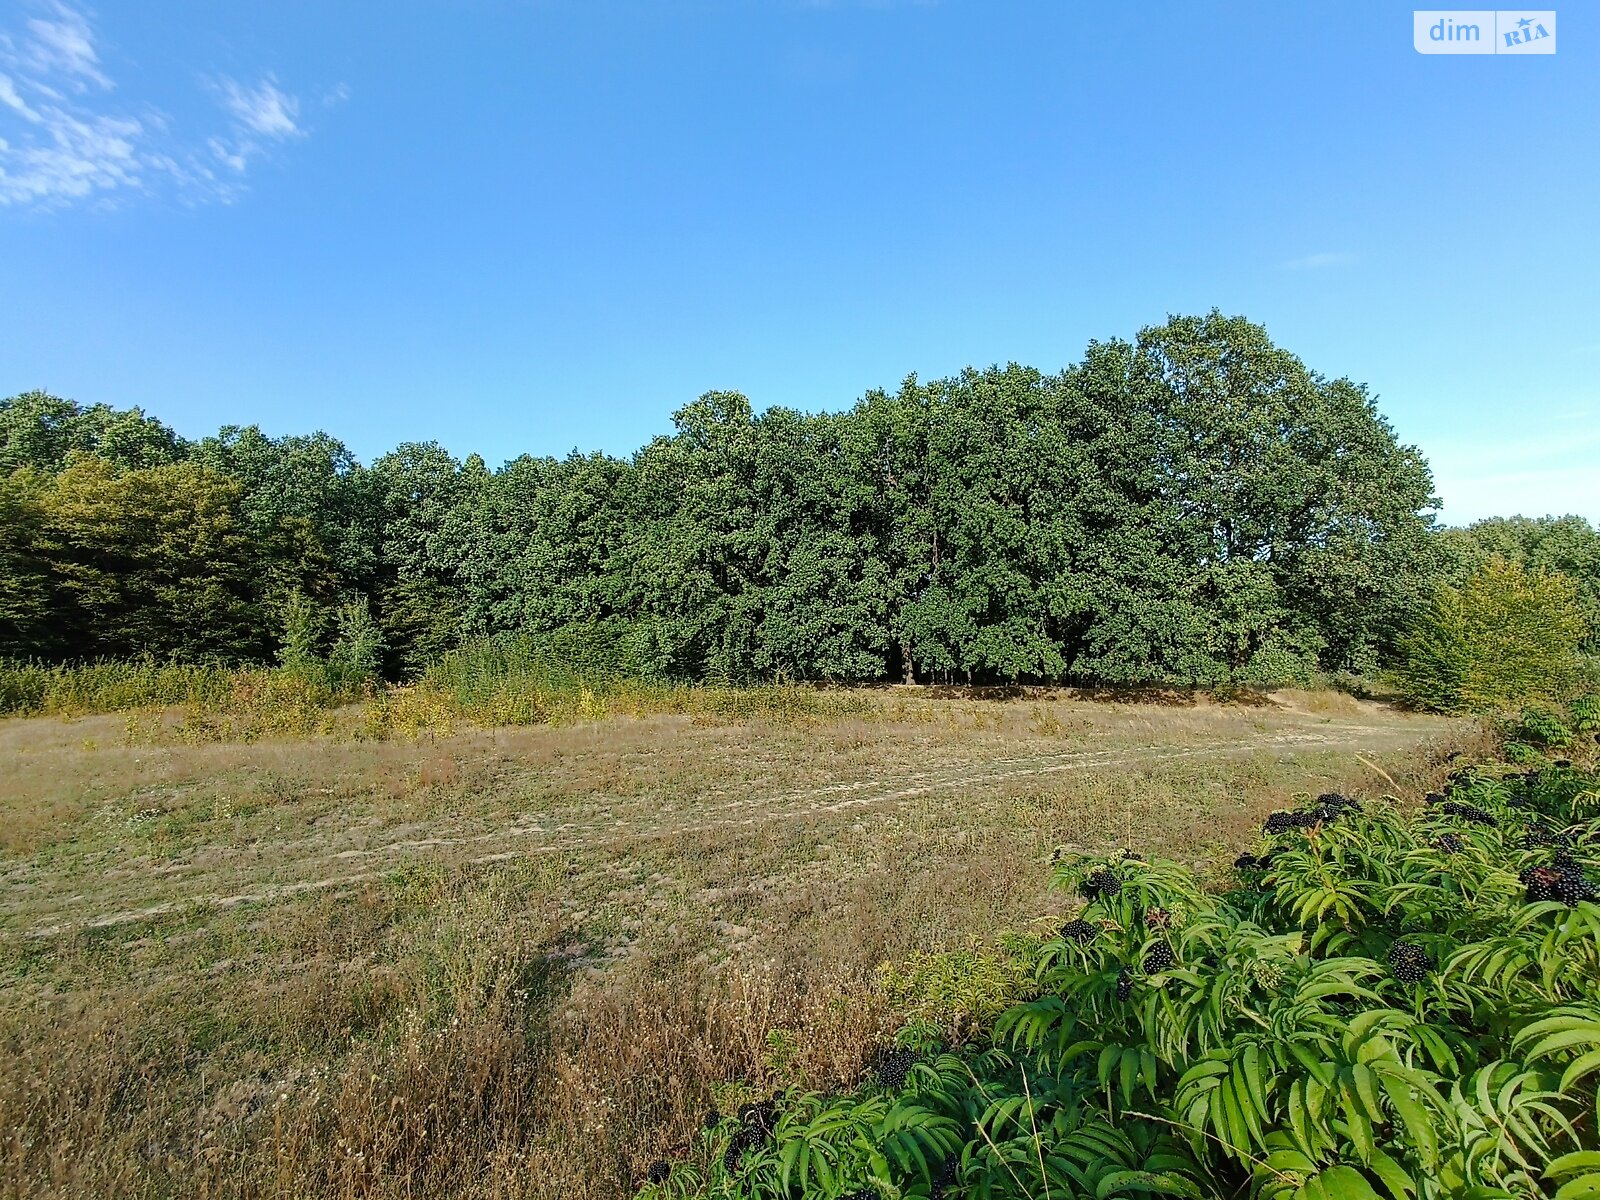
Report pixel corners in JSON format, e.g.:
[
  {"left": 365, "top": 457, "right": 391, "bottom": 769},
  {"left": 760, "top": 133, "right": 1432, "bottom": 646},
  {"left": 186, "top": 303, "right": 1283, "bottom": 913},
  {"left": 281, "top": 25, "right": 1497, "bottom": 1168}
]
[{"left": 1, "top": 1, "right": 1595, "bottom": 524}]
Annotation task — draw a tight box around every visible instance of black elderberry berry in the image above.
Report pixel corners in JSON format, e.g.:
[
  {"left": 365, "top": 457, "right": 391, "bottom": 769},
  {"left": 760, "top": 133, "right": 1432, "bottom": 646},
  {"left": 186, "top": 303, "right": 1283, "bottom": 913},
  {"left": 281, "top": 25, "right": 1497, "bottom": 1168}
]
[
  {"left": 930, "top": 1153, "right": 960, "bottom": 1200},
  {"left": 1440, "top": 801, "right": 1498, "bottom": 828},
  {"left": 1080, "top": 869, "right": 1122, "bottom": 901},
  {"left": 1522, "top": 865, "right": 1563, "bottom": 903},
  {"left": 1435, "top": 833, "right": 1464, "bottom": 855},
  {"left": 1114, "top": 967, "right": 1135, "bottom": 1001},
  {"left": 1387, "top": 941, "right": 1431, "bottom": 985},
  {"left": 1143, "top": 941, "right": 1176, "bottom": 973},
  {"left": 1548, "top": 856, "right": 1597, "bottom": 905},
  {"left": 1264, "top": 811, "right": 1300, "bottom": 835},
  {"left": 1524, "top": 822, "right": 1575, "bottom": 850},
  {"left": 871, "top": 1047, "right": 919, "bottom": 1090},
  {"left": 646, "top": 1161, "right": 671, "bottom": 1186},
  {"left": 1060, "top": 917, "right": 1098, "bottom": 943},
  {"left": 738, "top": 1099, "right": 777, "bottom": 1139},
  {"left": 722, "top": 1129, "right": 754, "bottom": 1172}
]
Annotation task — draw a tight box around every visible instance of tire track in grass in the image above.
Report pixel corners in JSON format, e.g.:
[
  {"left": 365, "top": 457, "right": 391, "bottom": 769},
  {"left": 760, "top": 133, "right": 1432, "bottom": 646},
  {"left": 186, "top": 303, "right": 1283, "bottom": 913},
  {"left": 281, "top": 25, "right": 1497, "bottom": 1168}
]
[{"left": 17, "top": 724, "right": 1430, "bottom": 937}]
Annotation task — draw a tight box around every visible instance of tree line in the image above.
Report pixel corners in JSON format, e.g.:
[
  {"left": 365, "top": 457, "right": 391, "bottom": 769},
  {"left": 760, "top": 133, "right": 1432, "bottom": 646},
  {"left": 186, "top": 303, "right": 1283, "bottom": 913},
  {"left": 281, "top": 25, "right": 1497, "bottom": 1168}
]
[{"left": 2, "top": 312, "right": 1595, "bottom": 689}]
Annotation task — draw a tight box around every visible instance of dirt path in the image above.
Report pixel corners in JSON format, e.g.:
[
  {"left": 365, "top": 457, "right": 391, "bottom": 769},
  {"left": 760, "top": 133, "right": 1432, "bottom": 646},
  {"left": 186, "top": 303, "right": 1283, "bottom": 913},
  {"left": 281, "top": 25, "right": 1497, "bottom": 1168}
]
[{"left": 13, "top": 718, "right": 1445, "bottom": 938}]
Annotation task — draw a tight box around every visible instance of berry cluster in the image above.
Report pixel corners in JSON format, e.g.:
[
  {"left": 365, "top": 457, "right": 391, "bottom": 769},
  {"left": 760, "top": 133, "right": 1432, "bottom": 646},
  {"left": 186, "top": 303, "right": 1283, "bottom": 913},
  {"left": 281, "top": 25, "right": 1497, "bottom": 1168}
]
[
  {"left": 1114, "top": 967, "right": 1135, "bottom": 1001},
  {"left": 1311, "top": 792, "right": 1361, "bottom": 821},
  {"left": 1523, "top": 822, "right": 1576, "bottom": 851},
  {"left": 1060, "top": 917, "right": 1099, "bottom": 943},
  {"left": 1387, "top": 940, "right": 1432, "bottom": 984},
  {"left": 1522, "top": 857, "right": 1597, "bottom": 905},
  {"left": 722, "top": 1098, "right": 779, "bottom": 1171},
  {"left": 645, "top": 1161, "right": 670, "bottom": 1186},
  {"left": 1080, "top": 869, "right": 1122, "bottom": 901},
  {"left": 871, "top": 1047, "right": 919, "bottom": 1090},
  {"left": 1263, "top": 810, "right": 1312, "bottom": 835},
  {"left": 1434, "top": 833, "right": 1465, "bottom": 855},
  {"left": 1439, "top": 800, "right": 1498, "bottom": 828},
  {"left": 1262, "top": 794, "right": 1360, "bottom": 836},
  {"left": 930, "top": 1153, "right": 960, "bottom": 1200},
  {"left": 1144, "top": 906, "right": 1172, "bottom": 930},
  {"left": 1234, "top": 852, "right": 1273, "bottom": 872},
  {"left": 1143, "top": 940, "right": 1176, "bottom": 973}
]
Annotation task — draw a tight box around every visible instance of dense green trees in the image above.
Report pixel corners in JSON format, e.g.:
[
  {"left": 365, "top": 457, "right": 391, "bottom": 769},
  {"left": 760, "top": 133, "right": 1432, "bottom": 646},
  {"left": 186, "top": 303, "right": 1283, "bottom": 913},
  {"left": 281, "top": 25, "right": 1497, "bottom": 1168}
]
[
  {"left": 5, "top": 312, "right": 1564, "bottom": 689},
  {"left": 1438, "top": 514, "right": 1600, "bottom": 652},
  {"left": 1397, "top": 556, "right": 1589, "bottom": 713}
]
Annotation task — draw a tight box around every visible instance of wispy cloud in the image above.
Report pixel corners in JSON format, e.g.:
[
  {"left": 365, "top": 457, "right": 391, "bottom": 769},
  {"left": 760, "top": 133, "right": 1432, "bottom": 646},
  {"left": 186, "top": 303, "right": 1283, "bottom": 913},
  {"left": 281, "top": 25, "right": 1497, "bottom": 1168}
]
[
  {"left": 0, "top": 2, "right": 333, "bottom": 209},
  {"left": 11, "top": 0, "right": 107, "bottom": 88},
  {"left": 1281, "top": 251, "right": 1357, "bottom": 270},
  {"left": 204, "top": 73, "right": 304, "bottom": 178},
  {"left": 218, "top": 74, "right": 300, "bottom": 140}
]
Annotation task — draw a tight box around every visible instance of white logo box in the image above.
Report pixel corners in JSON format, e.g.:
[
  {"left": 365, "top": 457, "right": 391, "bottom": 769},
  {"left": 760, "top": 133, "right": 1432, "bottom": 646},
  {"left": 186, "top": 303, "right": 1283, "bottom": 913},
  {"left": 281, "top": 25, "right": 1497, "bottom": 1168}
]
[{"left": 1414, "top": 10, "right": 1556, "bottom": 53}]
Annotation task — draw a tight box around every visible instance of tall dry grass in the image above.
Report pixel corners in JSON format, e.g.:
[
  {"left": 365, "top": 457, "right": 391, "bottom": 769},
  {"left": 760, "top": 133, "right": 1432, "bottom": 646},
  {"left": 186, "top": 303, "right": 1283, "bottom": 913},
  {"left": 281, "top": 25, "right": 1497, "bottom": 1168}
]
[
  {"left": 0, "top": 865, "right": 891, "bottom": 1200},
  {"left": 1, "top": 639, "right": 879, "bottom": 746}
]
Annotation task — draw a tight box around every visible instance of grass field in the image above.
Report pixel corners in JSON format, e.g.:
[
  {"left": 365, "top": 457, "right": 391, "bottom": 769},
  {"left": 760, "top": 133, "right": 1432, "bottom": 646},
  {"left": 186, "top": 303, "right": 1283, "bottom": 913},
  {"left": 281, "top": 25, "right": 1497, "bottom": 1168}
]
[{"left": 0, "top": 688, "right": 1469, "bottom": 1199}]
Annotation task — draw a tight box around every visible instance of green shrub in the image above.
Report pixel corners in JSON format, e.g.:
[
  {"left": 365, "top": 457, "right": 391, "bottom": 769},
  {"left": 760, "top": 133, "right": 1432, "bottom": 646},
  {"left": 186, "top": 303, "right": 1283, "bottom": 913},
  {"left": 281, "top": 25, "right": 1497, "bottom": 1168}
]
[
  {"left": 0, "top": 657, "right": 237, "bottom": 717},
  {"left": 641, "top": 749, "right": 1600, "bottom": 1200},
  {"left": 1573, "top": 694, "right": 1600, "bottom": 735},
  {"left": 1519, "top": 703, "right": 1575, "bottom": 748},
  {"left": 1397, "top": 555, "right": 1589, "bottom": 713},
  {"left": 327, "top": 595, "right": 386, "bottom": 687}
]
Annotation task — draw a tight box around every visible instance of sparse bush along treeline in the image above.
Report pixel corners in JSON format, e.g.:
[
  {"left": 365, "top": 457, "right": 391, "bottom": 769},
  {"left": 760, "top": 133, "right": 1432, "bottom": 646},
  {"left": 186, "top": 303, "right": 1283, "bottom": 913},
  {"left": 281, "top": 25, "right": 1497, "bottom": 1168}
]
[{"left": 3, "top": 312, "right": 1595, "bottom": 707}]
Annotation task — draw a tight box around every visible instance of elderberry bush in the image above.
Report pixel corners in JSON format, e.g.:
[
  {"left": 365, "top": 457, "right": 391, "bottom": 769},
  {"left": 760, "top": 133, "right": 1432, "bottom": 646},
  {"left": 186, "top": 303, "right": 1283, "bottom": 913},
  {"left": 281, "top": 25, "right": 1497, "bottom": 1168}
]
[{"left": 639, "top": 712, "right": 1600, "bottom": 1200}]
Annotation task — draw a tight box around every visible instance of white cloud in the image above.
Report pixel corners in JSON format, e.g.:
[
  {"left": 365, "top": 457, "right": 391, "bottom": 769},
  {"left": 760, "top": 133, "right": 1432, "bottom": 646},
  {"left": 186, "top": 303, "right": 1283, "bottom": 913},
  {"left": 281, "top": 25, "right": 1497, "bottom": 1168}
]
[
  {"left": 206, "top": 73, "right": 305, "bottom": 177},
  {"left": 1281, "top": 251, "right": 1357, "bottom": 270},
  {"left": 19, "top": 1, "right": 109, "bottom": 88},
  {"left": 0, "top": 2, "right": 334, "bottom": 209},
  {"left": 218, "top": 75, "right": 299, "bottom": 139}
]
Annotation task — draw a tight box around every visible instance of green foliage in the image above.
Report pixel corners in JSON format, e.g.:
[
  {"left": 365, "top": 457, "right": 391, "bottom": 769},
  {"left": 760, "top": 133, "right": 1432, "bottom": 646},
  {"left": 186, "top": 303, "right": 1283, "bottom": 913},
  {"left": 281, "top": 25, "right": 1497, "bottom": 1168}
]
[
  {"left": 276, "top": 590, "right": 324, "bottom": 671},
  {"left": 0, "top": 469, "right": 52, "bottom": 658},
  {"left": 1520, "top": 704, "right": 1575, "bottom": 748},
  {"left": 1398, "top": 556, "right": 1589, "bottom": 713},
  {"left": 0, "top": 390, "right": 187, "bottom": 473},
  {"left": 0, "top": 315, "right": 1448, "bottom": 687},
  {"left": 327, "top": 594, "right": 386, "bottom": 686},
  {"left": 0, "top": 658, "right": 239, "bottom": 716},
  {"left": 643, "top": 738, "right": 1600, "bottom": 1199},
  {"left": 1439, "top": 514, "right": 1600, "bottom": 653},
  {"left": 1572, "top": 695, "right": 1600, "bottom": 735},
  {"left": 33, "top": 455, "right": 265, "bottom": 660},
  {"left": 876, "top": 935, "right": 1044, "bottom": 1046}
]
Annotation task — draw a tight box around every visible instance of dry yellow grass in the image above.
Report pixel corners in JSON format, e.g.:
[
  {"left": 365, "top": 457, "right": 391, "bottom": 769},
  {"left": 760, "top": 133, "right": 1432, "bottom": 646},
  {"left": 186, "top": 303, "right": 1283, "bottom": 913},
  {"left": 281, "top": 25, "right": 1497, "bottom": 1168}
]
[{"left": 0, "top": 689, "right": 1467, "bottom": 1199}]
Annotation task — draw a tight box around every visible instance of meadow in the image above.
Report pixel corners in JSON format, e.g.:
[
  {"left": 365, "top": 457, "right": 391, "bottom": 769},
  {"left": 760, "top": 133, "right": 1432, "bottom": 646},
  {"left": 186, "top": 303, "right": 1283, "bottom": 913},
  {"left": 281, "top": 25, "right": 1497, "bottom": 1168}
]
[{"left": 0, "top": 684, "right": 1467, "bottom": 1199}]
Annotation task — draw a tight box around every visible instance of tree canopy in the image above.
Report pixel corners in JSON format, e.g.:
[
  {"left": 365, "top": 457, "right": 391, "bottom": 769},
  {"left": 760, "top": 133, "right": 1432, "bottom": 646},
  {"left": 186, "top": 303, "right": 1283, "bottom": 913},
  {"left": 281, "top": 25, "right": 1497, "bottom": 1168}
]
[{"left": 1, "top": 314, "right": 1477, "bottom": 686}]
